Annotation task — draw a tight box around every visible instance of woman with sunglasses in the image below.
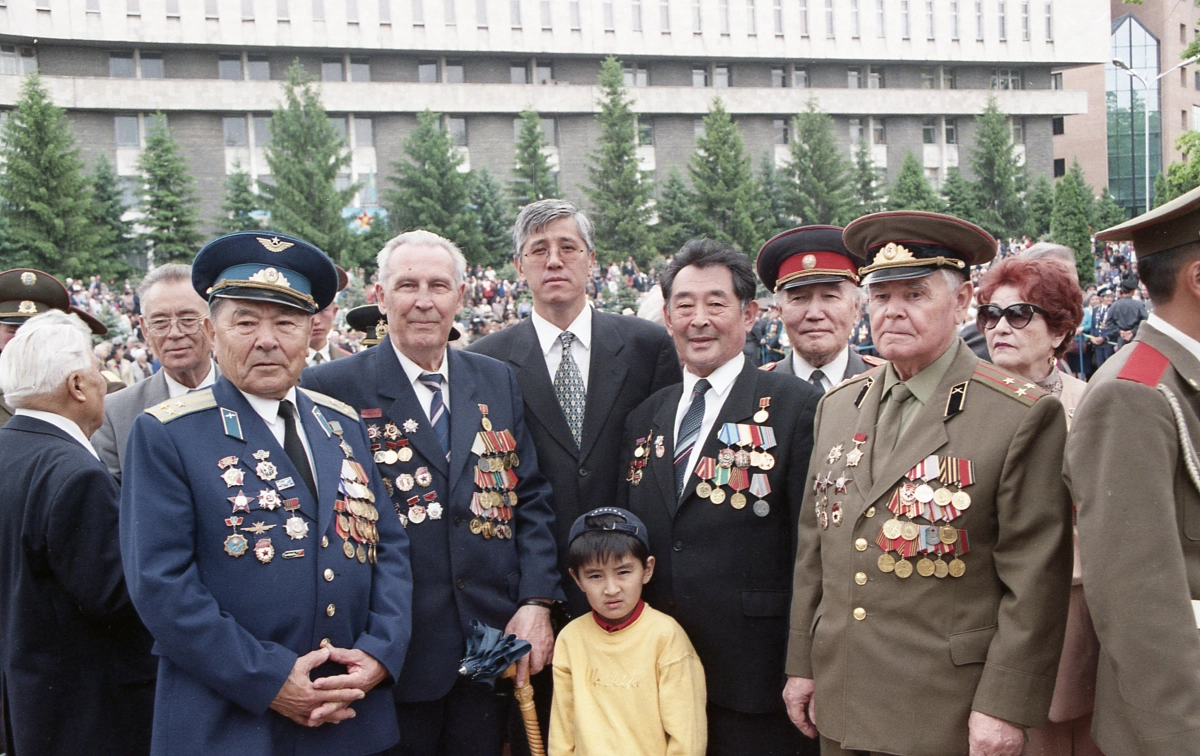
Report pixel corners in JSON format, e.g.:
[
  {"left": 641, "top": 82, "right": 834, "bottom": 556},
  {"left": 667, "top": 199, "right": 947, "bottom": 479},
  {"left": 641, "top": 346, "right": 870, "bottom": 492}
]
[{"left": 976, "top": 256, "right": 1101, "bottom": 756}]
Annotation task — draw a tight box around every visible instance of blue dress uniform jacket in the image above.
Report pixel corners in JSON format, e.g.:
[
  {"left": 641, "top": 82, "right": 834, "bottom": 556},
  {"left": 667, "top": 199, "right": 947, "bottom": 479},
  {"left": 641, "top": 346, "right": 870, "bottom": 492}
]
[
  {"left": 302, "top": 343, "right": 563, "bottom": 703},
  {"left": 120, "top": 376, "right": 412, "bottom": 756}
]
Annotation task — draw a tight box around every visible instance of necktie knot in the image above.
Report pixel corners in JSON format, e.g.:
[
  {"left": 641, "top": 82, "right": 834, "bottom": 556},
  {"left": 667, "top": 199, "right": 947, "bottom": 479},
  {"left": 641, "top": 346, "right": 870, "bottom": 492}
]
[
  {"left": 890, "top": 383, "right": 913, "bottom": 405},
  {"left": 419, "top": 373, "right": 450, "bottom": 460},
  {"left": 560, "top": 331, "right": 576, "bottom": 350},
  {"left": 692, "top": 378, "right": 711, "bottom": 399}
]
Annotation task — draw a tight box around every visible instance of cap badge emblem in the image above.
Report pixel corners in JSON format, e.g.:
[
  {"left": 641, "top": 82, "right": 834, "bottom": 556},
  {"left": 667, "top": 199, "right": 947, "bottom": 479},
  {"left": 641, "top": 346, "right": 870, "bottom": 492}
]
[
  {"left": 802, "top": 254, "right": 817, "bottom": 270},
  {"left": 19, "top": 272, "right": 35, "bottom": 286},
  {"left": 258, "top": 236, "right": 294, "bottom": 253},
  {"left": 249, "top": 267, "right": 290, "bottom": 287},
  {"left": 17, "top": 300, "right": 36, "bottom": 314},
  {"left": 880, "top": 242, "right": 914, "bottom": 262}
]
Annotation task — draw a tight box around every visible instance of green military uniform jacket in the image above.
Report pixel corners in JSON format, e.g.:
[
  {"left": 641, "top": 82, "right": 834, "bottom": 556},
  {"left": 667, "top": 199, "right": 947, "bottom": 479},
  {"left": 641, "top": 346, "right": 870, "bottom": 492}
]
[
  {"left": 787, "top": 340, "right": 1073, "bottom": 756},
  {"left": 1066, "top": 321, "right": 1200, "bottom": 756}
]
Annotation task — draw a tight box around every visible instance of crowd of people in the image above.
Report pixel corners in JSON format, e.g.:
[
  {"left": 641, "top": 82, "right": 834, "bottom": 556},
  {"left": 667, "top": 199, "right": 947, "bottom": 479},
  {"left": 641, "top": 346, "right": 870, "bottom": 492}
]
[{"left": 0, "top": 194, "right": 1194, "bottom": 756}]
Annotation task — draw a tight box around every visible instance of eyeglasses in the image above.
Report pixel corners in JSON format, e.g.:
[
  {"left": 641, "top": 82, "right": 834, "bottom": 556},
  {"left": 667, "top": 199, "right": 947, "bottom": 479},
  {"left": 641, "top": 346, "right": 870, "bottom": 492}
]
[
  {"left": 976, "top": 302, "right": 1047, "bottom": 331},
  {"left": 522, "top": 246, "right": 586, "bottom": 262},
  {"left": 145, "top": 315, "right": 205, "bottom": 336}
]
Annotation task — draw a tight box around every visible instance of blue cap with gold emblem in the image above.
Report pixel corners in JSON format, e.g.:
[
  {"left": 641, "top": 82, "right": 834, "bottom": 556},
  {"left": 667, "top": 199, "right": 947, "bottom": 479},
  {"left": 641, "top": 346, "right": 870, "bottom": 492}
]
[{"left": 192, "top": 232, "right": 339, "bottom": 314}]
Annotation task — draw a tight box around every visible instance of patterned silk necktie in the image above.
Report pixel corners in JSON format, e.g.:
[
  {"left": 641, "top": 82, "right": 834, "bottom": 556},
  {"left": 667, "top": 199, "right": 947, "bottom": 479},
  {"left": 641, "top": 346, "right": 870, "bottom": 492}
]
[
  {"left": 418, "top": 372, "right": 451, "bottom": 460},
  {"left": 553, "top": 331, "right": 586, "bottom": 448},
  {"left": 674, "top": 379, "right": 712, "bottom": 499}
]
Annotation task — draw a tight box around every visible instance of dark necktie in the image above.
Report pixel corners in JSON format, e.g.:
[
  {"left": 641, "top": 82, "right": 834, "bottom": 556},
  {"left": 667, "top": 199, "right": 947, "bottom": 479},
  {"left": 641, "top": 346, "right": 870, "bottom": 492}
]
[
  {"left": 674, "top": 379, "right": 711, "bottom": 499},
  {"left": 418, "top": 372, "right": 451, "bottom": 460},
  {"left": 809, "top": 369, "right": 827, "bottom": 395},
  {"left": 280, "top": 399, "right": 317, "bottom": 501}
]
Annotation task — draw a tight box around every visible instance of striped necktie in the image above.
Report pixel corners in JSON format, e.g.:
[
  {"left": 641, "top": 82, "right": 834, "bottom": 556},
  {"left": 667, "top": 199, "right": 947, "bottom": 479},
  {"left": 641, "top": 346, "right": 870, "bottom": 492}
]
[
  {"left": 418, "top": 372, "right": 451, "bottom": 460},
  {"left": 674, "top": 379, "right": 711, "bottom": 499}
]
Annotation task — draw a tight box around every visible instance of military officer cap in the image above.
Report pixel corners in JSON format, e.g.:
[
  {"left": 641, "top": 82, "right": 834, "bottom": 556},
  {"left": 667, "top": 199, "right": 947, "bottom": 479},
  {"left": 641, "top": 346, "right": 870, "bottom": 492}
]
[
  {"left": 756, "top": 225, "right": 860, "bottom": 292},
  {"left": 191, "top": 231, "right": 339, "bottom": 314},
  {"left": 346, "top": 303, "right": 386, "bottom": 347},
  {"left": 336, "top": 265, "right": 350, "bottom": 293},
  {"left": 1119, "top": 275, "right": 1140, "bottom": 292},
  {"left": 0, "top": 268, "right": 70, "bottom": 325},
  {"left": 68, "top": 305, "right": 109, "bottom": 336},
  {"left": 1095, "top": 183, "right": 1200, "bottom": 257},
  {"left": 843, "top": 211, "right": 997, "bottom": 285}
]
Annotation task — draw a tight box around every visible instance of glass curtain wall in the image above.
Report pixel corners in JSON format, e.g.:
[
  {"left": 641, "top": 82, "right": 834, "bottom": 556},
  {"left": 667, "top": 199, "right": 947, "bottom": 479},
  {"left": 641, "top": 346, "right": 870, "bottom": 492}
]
[{"left": 1108, "top": 14, "right": 1161, "bottom": 216}]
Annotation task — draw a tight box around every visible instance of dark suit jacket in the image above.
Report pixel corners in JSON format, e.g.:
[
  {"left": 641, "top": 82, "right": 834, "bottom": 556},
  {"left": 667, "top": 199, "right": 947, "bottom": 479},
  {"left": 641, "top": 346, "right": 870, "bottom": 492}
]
[
  {"left": 467, "top": 310, "right": 681, "bottom": 616},
  {"left": 766, "top": 348, "right": 872, "bottom": 383},
  {"left": 302, "top": 343, "right": 563, "bottom": 702},
  {"left": 0, "top": 415, "right": 155, "bottom": 755},
  {"left": 617, "top": 359, "right": 821, "bottom": 713}
]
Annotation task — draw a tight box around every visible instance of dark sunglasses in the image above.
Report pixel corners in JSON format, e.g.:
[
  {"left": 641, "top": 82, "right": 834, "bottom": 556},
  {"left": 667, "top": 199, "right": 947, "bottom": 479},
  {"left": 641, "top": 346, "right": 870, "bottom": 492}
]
[{"left": 977, "top": 302, "right": 1047, "bottom": 331}]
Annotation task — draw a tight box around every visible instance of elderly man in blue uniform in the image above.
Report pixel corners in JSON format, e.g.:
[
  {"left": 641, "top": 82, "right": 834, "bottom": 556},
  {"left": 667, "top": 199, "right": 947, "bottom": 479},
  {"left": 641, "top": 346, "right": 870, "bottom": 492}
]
[
  {"left": 120, "top": 232, "right": 413, "bottom": 756},
  {"left": 302, "top": 230, "right": 562, "bottom": 756}
]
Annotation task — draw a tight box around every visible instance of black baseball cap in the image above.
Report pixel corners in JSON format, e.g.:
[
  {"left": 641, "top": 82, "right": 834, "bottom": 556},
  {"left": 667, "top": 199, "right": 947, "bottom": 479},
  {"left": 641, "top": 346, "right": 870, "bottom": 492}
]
[{"left": 569, "top": 507, "right": 650, "bottom": 552}]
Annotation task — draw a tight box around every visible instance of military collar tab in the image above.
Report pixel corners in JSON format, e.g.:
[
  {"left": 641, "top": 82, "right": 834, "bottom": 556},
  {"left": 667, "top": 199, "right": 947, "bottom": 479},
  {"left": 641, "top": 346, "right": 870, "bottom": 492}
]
[{"left": 944, "top": 381, "right": 968, "bottom": 418}]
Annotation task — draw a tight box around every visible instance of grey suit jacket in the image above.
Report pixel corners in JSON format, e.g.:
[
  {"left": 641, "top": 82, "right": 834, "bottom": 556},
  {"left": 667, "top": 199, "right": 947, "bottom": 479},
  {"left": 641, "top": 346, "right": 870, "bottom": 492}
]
[
  {"left": 92, "top": 363, "right": 220, "bottom": 480},
  {"left": 771, "top": 347, "right": 871, "bottom": 383}
]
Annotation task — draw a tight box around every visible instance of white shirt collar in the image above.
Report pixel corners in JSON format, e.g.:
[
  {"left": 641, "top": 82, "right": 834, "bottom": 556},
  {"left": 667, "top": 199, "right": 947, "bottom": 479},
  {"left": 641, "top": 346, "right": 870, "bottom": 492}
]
[
  {"left": 1147, "top": 314, "right": 1200, "bottom": 365},
  {"left": 391, "top": 340, "right": 450, "bottom": 388},
  {"left": 163, "top": 359, "right": 217, "bottom": 399},
  {"left": 682, "top": 352, "right": 745, "bottom": 399},
  {"left": 14, "top": 408, "right": 99, "bottom": 460},
  {"left": 237, "top": 385, "right": 299, "bottom": 429},
  {"left": 531, "top": 304, "right": 593, "bottom": 356},
  {"left": 308, "top": 344, "right": 333, "bottom": 363},
  {"left": 791, "top": 347, "right": 850, "bottom": 389}
]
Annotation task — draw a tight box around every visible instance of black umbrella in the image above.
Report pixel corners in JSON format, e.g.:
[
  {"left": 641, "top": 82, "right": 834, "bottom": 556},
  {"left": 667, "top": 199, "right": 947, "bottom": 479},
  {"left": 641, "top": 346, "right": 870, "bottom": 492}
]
[{"left": 458, "top": 620, "right": 543, "bottom": 755}]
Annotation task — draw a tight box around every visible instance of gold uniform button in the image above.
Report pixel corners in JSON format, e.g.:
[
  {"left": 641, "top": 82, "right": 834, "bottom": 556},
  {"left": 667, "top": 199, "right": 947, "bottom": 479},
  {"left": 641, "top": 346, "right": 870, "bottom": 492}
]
[
  {"left": 854, "top": 538, "right": 868, "bottom": 552},
  {"left": 324, "top": 568, "right": 335, "bottom": 582},
  {"left": 854, "top": 572, "right": 867, "bottom": 585},
  {"left": 853, "top": 607, "right": 866, "bottom": 621},
  {"left": 321, "top": 535, "right": 329, "bottom": 548},
  {"left": 865, "top": 506, "right": 876, "bottom": 518},
  {"left": 326, "top": 604, "right": 336, "bottom": 617}
]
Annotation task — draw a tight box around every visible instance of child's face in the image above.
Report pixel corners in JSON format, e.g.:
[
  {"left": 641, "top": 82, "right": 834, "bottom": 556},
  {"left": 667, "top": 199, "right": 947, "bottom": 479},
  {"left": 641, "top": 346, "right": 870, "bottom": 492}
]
[{"left": 571, "top": 554, "right": 656, "bottom": 625}]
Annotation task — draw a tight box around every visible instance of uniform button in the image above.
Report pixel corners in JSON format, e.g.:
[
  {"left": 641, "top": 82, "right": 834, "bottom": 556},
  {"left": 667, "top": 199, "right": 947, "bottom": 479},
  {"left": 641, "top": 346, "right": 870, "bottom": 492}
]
[
  {"left": 457, "top": 579, "right": 466, "bottom": 590},
  {"left": 578, "top": 467, "right": 588, "bottom": 477},
  {"left": 854, "top": 572, "right": 867, "bottom": 585},
  {"left": 321, "top": 536, "right": 329, "bottom": 548},
  {"left": 454, "top": 516, "right": 463, "bottom": 527},
  {"left": 326, "top": 604, "right": 336, "bottom": 617},
  {"left": 865, "top": 506, "right": 876, "bottom": 518},
  {"left": 673, "top": 540, "right": 683, "bottom": 552},
  {"left": 324, "top": 568, "right": 335, "bottom": 582},
  {"left": 854, "top": 538, "right": 868, "bottom": 552},
  {"left": 853, "top": 607, "right": 866, "bottom": 621}
]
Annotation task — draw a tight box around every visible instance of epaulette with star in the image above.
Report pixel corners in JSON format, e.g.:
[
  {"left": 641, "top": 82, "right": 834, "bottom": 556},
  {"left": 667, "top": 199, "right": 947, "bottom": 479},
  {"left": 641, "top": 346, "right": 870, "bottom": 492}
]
[
  {"left": 144, "top": 388, "right": 217, "bottom": 422},
  {"left": 970, "top": 362, "right": 1048, "bottom": 406},
  {"left": 299, "top": 387, "right": 359, "bottom": 421}
]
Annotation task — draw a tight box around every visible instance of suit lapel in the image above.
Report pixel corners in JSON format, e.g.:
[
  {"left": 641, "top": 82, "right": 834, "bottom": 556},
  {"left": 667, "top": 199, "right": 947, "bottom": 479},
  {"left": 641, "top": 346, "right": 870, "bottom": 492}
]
[
  {"left": 850, "top": 374, "right": 884, "bottom": 500},
  {"left": 580, "top": 311, "right": 628, "bottom": 463},
  {"left": 295, "top": 390, "right": 342, "bottom": 536},
  {"left": 509, "top": 319, "right": 579, "bottom": 457},
  {"left": 375, "top": 342, "right": 449, "bottom": 476},
  {"left": 446, "top": 349, "right": 482, "bottom": 493},
  {"left": 844, "top": 350, "right": 868, "bottom": 380},
  {"left": 649, "top": 387, "right": 682, "bottom": 518}
]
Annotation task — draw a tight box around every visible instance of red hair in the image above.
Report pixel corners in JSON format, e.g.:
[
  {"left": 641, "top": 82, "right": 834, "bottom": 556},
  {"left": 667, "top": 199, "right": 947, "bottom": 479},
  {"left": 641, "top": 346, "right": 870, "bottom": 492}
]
[{"left": 976, "top": 257, "right": 1084, "bottom": 359}]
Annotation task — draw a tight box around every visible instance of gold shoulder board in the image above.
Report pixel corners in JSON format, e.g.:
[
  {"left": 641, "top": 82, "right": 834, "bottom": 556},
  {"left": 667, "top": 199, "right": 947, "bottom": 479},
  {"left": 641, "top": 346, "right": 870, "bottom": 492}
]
[
  {"left": 299, "top": 388, "right": 360, "bottom": 421},
  {"left": 145, "top": 388, "right": 217, "bottom": 422},
  {"left": 970, "top": 363, "right": 1048, "bottom": 407}
]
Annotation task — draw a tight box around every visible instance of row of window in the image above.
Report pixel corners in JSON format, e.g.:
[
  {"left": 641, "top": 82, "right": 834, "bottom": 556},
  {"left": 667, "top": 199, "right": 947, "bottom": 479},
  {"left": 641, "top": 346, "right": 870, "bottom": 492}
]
[{"left": 45, "top": 0, "right": 1053, "bottom": 43}]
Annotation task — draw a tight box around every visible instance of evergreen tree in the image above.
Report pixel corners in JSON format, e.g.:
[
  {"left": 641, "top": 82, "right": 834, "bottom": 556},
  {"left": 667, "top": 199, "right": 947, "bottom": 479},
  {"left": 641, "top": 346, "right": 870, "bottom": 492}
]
[
  {"left": 89, "top": 154, "right": 137, "bottom": 278},
  {"left": 0, "top": 73, "right": 104, "bottom": 276},
  {"left": 137, "top": 113, "right": 203, "bottom": 265},
  {"left": 783, "top": 101, "right": 853, "bottom": 225},
  {"left": 757, "top": 153, "right": 794, "bottom": 241},
  {"left": 510, "top": 109, "right": 559, "bottom": 209},
  {"left": 850, "top": 139, "right": 885, "bottom": 216},
  {"left": 218, "top": 162, "right": 263, "bottom": 233},
  {"left": 584, "top": 56, "right": 655, "bottom": 267},
  {"left": 1092, "top": 187, "right": 1128, "bottom": 231},
  {"left": 472, "top": 168, "right": 515, "bottom": 264},
  {"left": 941, "top": 167, "right": 980, "bottom": 224},
  {"left": 385, "top": 109, "right": 483, "bottom": 258},
  {"left": 967, "top": 96, "right": 1027, "bottom": 238},
  {"left": 1024, "top": 174, "right": 1055, "bottom": 239},
  {"left": 262, "top": 61, "right": 358, "bottom": 264},
  {"left": 1050, "top": 159, "right": 1095, "bottom": 286},
  {"left": 688, "top": 99, "right": 762, "bottom": 255},
  {"left": 887, "top": 152, "right": 945, "bottom": 212},
  {"left": 653, "top": 168, "right": 698, "bottom": 257}
]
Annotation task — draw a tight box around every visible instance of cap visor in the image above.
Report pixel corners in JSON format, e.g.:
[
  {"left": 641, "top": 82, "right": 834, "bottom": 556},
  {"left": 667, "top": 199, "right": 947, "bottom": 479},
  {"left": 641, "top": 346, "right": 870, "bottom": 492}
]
[
  {"left": 212, "top": 288, "right": 315, "bottom": 314},
  {"left": 781, "top": 274, "right": 855, "bottom": 290},
  {"left": 861, "top": 265, "right": 943, "bottom": 285}
]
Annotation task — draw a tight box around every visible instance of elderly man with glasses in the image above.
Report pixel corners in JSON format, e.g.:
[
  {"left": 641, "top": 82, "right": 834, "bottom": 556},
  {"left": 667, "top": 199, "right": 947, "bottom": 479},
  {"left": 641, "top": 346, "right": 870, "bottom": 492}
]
[{"left": 92, "top": 264, "right": 220, "bottom": 481}]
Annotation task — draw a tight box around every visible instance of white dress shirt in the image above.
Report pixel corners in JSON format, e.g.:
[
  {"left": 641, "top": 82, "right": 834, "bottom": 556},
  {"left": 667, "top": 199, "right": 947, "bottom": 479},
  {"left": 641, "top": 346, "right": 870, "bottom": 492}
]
[
  {"left": 14, "top": 408, "right": 100, "bottom": 460},
  {"left": 307, "top": 344, "right": 334, "bottom": 366},
  {"left": 531, "top": 305, "right": 593, "bottom": 390},
  {"left": 673, "top": 353, "right": 745, "bottom": 485},
  {"left": 1147, "top": 314, "right": 1200, "bottom": 365},
  {"left": 237, "top": 386, "right": 318, "bottom": 488},
  {"left": 392, "top": 341, "right": 452, "bottom": 425},
  {"left": 791, "top": 347, "right": 850, "bottom": 391},
  {"left": 163, "top": 359, "right": 217, "bottom": 399}
]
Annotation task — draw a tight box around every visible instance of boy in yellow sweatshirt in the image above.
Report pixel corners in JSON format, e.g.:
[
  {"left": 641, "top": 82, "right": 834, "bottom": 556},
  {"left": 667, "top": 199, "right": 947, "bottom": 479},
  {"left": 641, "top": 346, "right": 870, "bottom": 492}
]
[{"left": 548, "top": 507, "right": 706, "bottom": 756}]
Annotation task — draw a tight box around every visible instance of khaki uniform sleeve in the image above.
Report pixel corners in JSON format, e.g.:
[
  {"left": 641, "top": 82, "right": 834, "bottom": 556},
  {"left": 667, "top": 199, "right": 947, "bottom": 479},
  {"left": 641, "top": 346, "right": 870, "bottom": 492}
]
[
  {"left": 786, "top": 398, "right": 826, "bottom": 678},
  {"left": 548, "top": 634, "right": 575, "bottom": 756},
  {"left": 660, "top": 637, "right": 708, "bottom": 756}
]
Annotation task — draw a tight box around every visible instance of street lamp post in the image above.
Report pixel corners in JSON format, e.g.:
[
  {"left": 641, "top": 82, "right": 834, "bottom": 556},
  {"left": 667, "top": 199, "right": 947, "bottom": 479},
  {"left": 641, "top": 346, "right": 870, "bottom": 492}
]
[{"left": 1112, "top": 56, "right": 1200, "bottom": 215}]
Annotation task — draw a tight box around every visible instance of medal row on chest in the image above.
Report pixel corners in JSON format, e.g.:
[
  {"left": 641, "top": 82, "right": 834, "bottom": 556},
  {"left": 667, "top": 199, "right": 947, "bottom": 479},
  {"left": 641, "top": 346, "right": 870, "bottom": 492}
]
[{"left": 878, "top": 452, "right": 975, "bottom": 578}]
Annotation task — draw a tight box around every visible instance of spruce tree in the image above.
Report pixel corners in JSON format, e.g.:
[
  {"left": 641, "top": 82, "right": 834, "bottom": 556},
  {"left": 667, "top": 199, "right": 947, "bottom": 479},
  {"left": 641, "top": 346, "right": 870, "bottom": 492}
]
[
  {"left": 850, "top": 139, "right": 885, "bottom": 216},
  {"left": 688, "top": 98, "right": 762, "bottom": 255},
  {"left": 386, "top": 109, "right": 483, "bottom": 258},
  {"left": 262, "top": 61, "right": 358, "bottom": 264},
  {"left": 510, "top": 109, "right": 559, "bottom": 209},
  {"left": 1024, "top": 174, "right": 1055, "bottom": 239},
  {"left": 0, "top": 73, "right": 104, "bottom": 276},
  {"left": 137, "top": 113, "right": 203, "bottom": 264},
  {"left": 653, "top": 168, "right": 698, "bottom": 257},
  {"left": 967, "top": 96, "right": 1027, "bottom": 239},
  {"left": 472, "top": 168, "right": 515, "bottom": 264},
  {"left": 887, "top": 152, "right": 945, "bottom": 212},
  {"left": 584, "top": 56, "right": 655, "bottom": 267},
  {"left": 757, "top": 153, "right": 794, "bottom": 241},
  {"left": 783, "top": 101, "right": 853, "bottom": 226},
  {"left": 89, "top": 154, "right": 136, "bottom": 278},
  {"left": 218, "top": 162, "right": 263, "bottom": 233},
  {"left": 1092, "top": 187, "right": 1128, "bottom": 231},
  {"left": 1050, "top": 159, "right": 1095, "bottom": 286},
  {"left": 941, "top": 167, "right": 980, "bottom": 223}
]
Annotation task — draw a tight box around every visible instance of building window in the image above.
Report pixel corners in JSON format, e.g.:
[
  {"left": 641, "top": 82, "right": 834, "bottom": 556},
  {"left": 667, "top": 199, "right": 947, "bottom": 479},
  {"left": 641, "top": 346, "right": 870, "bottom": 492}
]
[
  {"left": 205, "top": 0, "right": 219, "bottom": 18},
  {"left": 0, "top": 46, "right": 37, "bottom": 75},
  {"left": 253, "top": 115, "right": 272, "bottom": 146},
  {"left": 868, "top": 66, "right": 884, "bottom": 88},
  {"left": 313, "top": 0, "right": 324, "bottom": 21},
  {"left": 115, "top": 115, "right": 141, "bottom": 147},
  {"left": 445, "top": 0, "right": 456, "bottom": 25},
  {"left": 638, "top": 117, "right": 654, "bottom": 146},
  {"left": 771, "top": 67, "right": 787, "bottom": 87},
  {"left": 511, "top": 0, "right": 520, "bottom": 28},
  {"left": 975, "top": 0, "right": 983, "bottom": 40},
  {"left": 847, "top": 67, "right": 862, "bottom": 89},
  {"left": 875, "top": 0, "right": 884, "bottom": 37},
  {"left": 661, "top": 0, "right": 671, "bottom": 32},
  {"left": 920, "top": 68, "right": 936, "bottom": 88},
  {"left": 633, "top": 0, "right": 643, "bottom": 31},
  {"left": 322, "top": 57, "right": 344, "bottom": 82},
  {"left": 511, "top": 63, "right": 529, "bottom": 84},
  {"left": 445, "top": 60, "right": 464, "bottom": 83},
  {"left": 1183, "top": 110, "right": 1188, "bottom": 130},
  {"left": 603, "top": 0, "right": 614, "bottom": 30},
  {"left": 350, "top": 58, "right": 370, "bottom": 82},
  {"left": 793, "top": 67, "right": 808, "bottom": 88},
  {"left": 418, "top": 59, "right": 438, "bottom": 82},
  {"left": 713, "top": 65, "right": 730, "bottom": 87},
  {"left": 746, "top": 0, "right": 756, "bottom": 35},
  {"left": 476, "top": 0, "right": 488, "bottom": 26},
  {"left": 1195, "top": 70, "right": 1200, "bottom": 90},
  {"left": 799, "top": 0, "right": 808, "bottom": 36},
  {"left": 1184, "top": 67, "right": 1190, "bottom": 88},
  {"left": 991, "top": 68, "right": 1022, "bottom": 90},
  {"left": 1052, "top": 116, "right": 1064, "bottom": 135},
  {"left": 1011, "top": 118, "right": 1024, "bottom": 144},
  {"left": 542, "top": 0, "right": 553, "bottom": 29},
  {"left": 719, "top": 0, "right": 730, "bottom": 34},
  {"left": 534, "top": 62, "right": 552, "bottom": 83},
  {"left": 380, "top": 0, "right": 391, "bottom": 23},
  {"left": 692, "top": 66, "right": 709, "bottom": 86},
  {"left": 1183, "top": 24, "right": 1188, "bottom": 44},
  {"left": 1051, "top": 71, "right": 1062, "bottom": 89},
  {"left": 950, "top": 0, "right": 959, "bottom": 39},
  {"left": 849, "top": 117, "right": 863, "bottom": 143},
  {"left": 447, "top": 117, "right": 467, "bottom": 147},
  {"left": 247, "top": 55, "right": 270, "bottom": 80},
  {"left": 570, "top": 0, "right": 581, "bottom": 27},
  {"left": 1021, "top": 1, "right": 1029, "bottom": 40},
  {"left": 128, "top": 0, "right": 141, "bottom": 16},
  {"left": 923, "top": 118, "right": 937, "bottom": 144},
  {"left": 773, "top": 0, "right": 783, "bottom": 35},
  {"left": 998, "top": 1, "right": 1006, "bottom": 41},
  {"left": 224, "top": 116, "right": 249, "bottom": 147},
  {"left": 945, "top": 68, "right": 957, "bottom": 88},
  {"left": 926, "top": 0, "right": 934, "bottom": 38},
  {"left": 277, "top": 0, "right": 289, "bottom": 19},
  {"left": 692, "top": 0, "right": 701, "bottom": 32},
  {"left": 1053, "top": 158, "right": 1065, "bottom": 177},
  {"left": 824, "top": 0, "right": 834, "bottom": 38},
  {"left": 1044, "top": 2, "right": 1052, "bottom": 41},
  {"left": 945, "top": 118, "right": 957, "bottom": 143},
  {"left": 873, "top": 118, "right": 886, "bottom": 145},
  {"left": 355, "top": 117, "right": 374, "bottom": 147},
  {"left": 625, "top": 65, "right": 650, "bottom": 86},
  {"left": 900, "top": 0, "right": 909, "bottom": 39},
  {"left": 92, "top": 0, "right": 106, "bottom": 13},
  {"left": 139, "top": 53, "right": 164, "bottom": 78},
  {"left": 850, "top": 0, "right": 859, "bottom": 38},
  {"left": 694, "top": 119, "right": 706, "bottom": 140},
  {"left": 413, "top": 0, "right": 424, "bottom": 24},
  {"left": 109, "top": 52, "right": 137, "bottom": 78},
  {"left": 219, "top": 54, "right": 243, "bottom": 80},
  {"left": 773, "top": 118, "right": 789, "bottom": 144},
  {"left": 241, "top": 0, "right": 255, "bottom": 20}
]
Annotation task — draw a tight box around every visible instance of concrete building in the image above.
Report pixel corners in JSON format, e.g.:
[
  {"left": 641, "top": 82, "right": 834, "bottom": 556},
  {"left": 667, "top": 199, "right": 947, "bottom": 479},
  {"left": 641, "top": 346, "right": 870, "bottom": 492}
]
[{"left": 1, "top": 0, "right": 1104, "bottom": 239}]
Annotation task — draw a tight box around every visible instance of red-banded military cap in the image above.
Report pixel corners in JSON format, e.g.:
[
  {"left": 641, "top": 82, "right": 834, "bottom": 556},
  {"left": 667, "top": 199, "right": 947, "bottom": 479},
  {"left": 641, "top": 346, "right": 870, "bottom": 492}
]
[
  {"left": 756, "top": 225, "right": 860, "bottom": 292},
  {"left": 843, "top": 211, "right": 997, "bottom": 285}
]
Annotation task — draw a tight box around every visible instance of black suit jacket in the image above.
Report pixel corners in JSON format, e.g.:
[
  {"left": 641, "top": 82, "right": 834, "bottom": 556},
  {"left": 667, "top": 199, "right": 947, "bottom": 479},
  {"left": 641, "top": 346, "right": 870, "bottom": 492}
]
[
  {"left": 467, "top": 310, "right": 681, "bottom": 616},
  {"left": 302, "top": 343, "right": 562, "bottom": 701},
  {"left": 618, "top": 359, "right": 821, "bottom": 713},
  {"left": 0, "top": 416, "right": 155, "bottom": 755}
]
